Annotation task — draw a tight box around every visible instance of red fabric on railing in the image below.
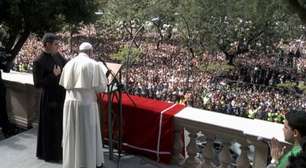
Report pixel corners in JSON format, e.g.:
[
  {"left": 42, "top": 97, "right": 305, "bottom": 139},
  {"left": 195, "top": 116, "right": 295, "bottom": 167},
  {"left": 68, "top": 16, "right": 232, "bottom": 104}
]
[{"left": 98, "top": 93, "right": 185, "bottom": 164}]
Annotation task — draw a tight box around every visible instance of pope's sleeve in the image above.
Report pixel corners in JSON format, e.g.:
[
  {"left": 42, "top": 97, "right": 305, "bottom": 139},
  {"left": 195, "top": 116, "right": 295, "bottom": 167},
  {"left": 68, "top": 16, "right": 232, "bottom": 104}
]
[
  {"left": 59, "top": 64, "right": 67, "bottom": 88},
  {"left": 93, "top": 62, "right": 108, "bottom": 93},
  {"left": 59, "top": 62, "right": 73, "bottom": 89}
]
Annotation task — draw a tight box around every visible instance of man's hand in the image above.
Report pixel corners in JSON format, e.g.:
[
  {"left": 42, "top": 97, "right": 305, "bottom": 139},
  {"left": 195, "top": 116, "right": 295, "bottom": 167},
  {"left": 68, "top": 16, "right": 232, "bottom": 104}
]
[
  {"left": 53, "top": 65, "right": 61, "bottom": 76},
  {"left": 270, "top": 137, "right": 286, "bottom": 161}
]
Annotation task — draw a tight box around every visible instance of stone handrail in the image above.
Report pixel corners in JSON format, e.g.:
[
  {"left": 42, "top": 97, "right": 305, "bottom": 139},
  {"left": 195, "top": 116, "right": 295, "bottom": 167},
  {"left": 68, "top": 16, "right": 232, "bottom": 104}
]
[
  {"left": 172, "top": 107, "right": 288, "bottom": 168},
  {"left": 2, "top": 70, "right": 34, "bottom": 85},
  {"left": 2, "top": 71, "right": 40, "bottom": 128}
]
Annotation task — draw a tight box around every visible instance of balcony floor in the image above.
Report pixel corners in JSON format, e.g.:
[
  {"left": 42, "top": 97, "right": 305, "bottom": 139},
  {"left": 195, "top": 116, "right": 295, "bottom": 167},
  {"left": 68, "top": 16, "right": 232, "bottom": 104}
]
[{"left": 0, "top": 128, "right": 178, "bottom": 168}]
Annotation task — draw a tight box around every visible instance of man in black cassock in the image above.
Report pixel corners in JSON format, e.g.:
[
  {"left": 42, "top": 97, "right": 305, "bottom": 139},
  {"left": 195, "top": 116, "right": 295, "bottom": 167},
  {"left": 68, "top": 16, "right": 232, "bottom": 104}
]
[
  {"left": 0, "top": 49, "right": 15, "bottom": 137},
  {"left": 32, "top": 33, "right": 66, "bottom": 162},
  {"left": 0, "top": 67, "right": 10, "bottom": 137}
]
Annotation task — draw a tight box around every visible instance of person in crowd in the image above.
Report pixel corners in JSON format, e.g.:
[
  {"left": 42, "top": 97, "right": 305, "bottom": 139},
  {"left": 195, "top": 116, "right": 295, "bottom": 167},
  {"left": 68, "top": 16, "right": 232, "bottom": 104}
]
[
  {"left": 267, "top": 110, "right": 306, "bottom": 168},
  {"left": 60, "top": 42, "right": 107, "bottom": 168},
  {"left": 0, "top": 70, "right": 10, "bottom": 136},
  {"left": 33, "top": 33, "right": 67, "bottom": 162},
  {"left": 286, "top": 136, "right": 306, "bottom": 168}
]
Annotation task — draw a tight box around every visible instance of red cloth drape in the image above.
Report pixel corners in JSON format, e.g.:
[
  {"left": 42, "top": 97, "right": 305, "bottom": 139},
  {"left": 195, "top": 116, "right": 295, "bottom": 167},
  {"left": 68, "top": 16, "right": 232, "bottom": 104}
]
[{"left": 98, "top": 93, "right": 185, "bottom": 164}]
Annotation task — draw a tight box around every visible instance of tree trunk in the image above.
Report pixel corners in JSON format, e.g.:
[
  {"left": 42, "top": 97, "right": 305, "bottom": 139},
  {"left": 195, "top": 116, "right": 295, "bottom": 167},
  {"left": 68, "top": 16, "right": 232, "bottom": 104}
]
[
  {"left": 123, "top": 22, "right": 133, "bottom": 40},
  {"left": 7, "top": 31, "right": 30, "bottom": 62},
  {"left": 224, "top": 52, "right": 235, "bottom": 65},
  {"left": 156, "top": 26, "right": 164, "bottom": 50},
  {"left": 166, "top": 25, "right": 173, "bottom": 41}
]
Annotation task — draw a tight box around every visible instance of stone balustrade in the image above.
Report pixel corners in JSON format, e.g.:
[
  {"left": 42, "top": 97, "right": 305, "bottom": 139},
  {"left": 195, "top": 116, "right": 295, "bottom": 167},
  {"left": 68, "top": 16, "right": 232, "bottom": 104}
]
[
  {"left": 172, "top": 107, "right": 288, "bottom": 168},
  {"left": 2, "top": 71, "right": 40, "bottom": 128}
]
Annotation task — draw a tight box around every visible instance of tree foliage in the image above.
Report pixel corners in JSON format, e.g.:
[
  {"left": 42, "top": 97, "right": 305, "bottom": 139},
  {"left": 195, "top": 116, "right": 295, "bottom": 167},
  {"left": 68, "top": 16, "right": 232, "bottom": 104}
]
[
  {"left": 284, "top": 0, "right": 306, "bottom": 23},
  {"left": 174, "top": 0, "right": 304, "bottom": 64},
  {"left": 144, "top": 0, "right": 178, "bottom": 48},
  {"left": 200, "top": 62, "right": 235, "bottom": 76},
  {"left": 105, "top": 0, "right": 149, "bottom": 40},
  {"left": 111, "top": 45, "right": 142, "bottom": 64},
  {"left": 0, "top": 0, "right": 99, "bottom": 60},
  {"left": 98, "top": 0, "right": 304, "bottom": 66},
  {"left": 1, "top": 0, "right": 304, "bottom": 67}
]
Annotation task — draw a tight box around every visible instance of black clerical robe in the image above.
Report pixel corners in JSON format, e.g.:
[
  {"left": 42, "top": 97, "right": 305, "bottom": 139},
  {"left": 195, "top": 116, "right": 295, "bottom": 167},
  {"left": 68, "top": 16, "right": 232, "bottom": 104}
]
[
  {"left": 0, "top": 71, "right": 10, "bottom": 134},
  {"left": 33, "top": 52, "right": 66, "bottom": 162}
]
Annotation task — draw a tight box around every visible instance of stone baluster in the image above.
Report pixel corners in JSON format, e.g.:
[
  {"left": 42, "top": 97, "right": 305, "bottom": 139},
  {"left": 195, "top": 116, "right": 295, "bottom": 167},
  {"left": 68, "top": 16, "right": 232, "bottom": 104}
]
[
  {"left": 237, "top": 143, "right": 250, "bottom": 168},
  {"left": 200, "top": 134, "right": 216, "bottom": 168},
  {"left": 253, "top": 141, "right": 269, "bottom": 168},
  {"left": 172, "top": 127, "right": 185, "bottom": 165},
  {"left": 182, "top": 128, "right": 201, "bottom": 168},
  {"left": 218, "top": 142, "right": 231, "bottom": 168}
]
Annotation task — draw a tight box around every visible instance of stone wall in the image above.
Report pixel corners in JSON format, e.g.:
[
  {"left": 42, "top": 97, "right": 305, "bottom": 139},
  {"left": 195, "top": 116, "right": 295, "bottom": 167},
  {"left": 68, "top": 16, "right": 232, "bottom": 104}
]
[{"left": 4, "top": 80, "right": 40, "bottom": 128}]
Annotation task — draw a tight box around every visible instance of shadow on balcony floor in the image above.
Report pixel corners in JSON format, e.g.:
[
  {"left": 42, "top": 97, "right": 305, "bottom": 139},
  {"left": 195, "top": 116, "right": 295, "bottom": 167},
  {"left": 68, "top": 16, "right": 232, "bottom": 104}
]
[
  {"left": 0, "top": 125, "right": 27, "bottom": 141},
  {"left": 0, "top": 128, "right": 178, "bottom": 168}
]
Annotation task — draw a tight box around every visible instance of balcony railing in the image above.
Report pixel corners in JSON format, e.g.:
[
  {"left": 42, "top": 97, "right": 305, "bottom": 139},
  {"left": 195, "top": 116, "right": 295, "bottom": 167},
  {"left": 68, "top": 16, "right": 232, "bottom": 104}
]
[{"left": 172, "top": 107, "right": 288, "bottom": 168}]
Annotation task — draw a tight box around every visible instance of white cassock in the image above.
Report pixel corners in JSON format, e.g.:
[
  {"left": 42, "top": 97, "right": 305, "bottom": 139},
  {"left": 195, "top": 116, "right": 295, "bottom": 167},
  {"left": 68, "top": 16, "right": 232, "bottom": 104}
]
[{"left": 59, "top": 52, "right": 108, "bottom": 168}]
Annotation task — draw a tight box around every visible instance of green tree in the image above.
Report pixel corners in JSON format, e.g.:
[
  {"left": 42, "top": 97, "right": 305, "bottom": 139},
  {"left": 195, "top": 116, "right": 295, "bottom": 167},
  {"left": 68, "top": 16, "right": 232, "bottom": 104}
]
[
  {"left": 0, "top": 0, "right": 99, "bottom": 61},
  {"left": 106, "top": 0, "right": 149, "bottom": 43},
  {"left": 111, "top": 45, "right": 141, "bottom": 64},
  {"left": 175, "top": 0, "right": 304, "bottom": 65},
  {"left": 284, "top": 0, "right": 306, "bottom": 23},
  {"left": 144, "top": 0, "right": 178, "bottom": 49}
]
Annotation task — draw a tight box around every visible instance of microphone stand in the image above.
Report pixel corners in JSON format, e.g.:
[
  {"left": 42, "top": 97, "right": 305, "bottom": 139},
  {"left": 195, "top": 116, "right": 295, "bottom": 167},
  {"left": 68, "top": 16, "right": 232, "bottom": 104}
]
[{"left": 98, "top": 59, "right": 133, "bottom": 168}]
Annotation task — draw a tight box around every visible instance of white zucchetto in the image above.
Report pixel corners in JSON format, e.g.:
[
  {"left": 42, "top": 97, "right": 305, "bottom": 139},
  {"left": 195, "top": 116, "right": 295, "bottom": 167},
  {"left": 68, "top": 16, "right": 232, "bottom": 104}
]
[{"left": 79, "top": 42, "right": 93, "bottom": 51}]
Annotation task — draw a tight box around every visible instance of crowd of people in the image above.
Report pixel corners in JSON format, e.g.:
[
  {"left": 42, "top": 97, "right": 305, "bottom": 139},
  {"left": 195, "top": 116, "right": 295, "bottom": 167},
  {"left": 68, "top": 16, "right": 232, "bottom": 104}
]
[
  {"left": 200, "top": 81, "right": 306, "bottom": 120},
  {"left": 13, "top": 35, "right": 77, "bottom": 73},
  {"left": 12, "top": 30, "right": 306, "bottom": 123},
  {"left": 126, "top": 43, "right": 306, "bottom": 118}
]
